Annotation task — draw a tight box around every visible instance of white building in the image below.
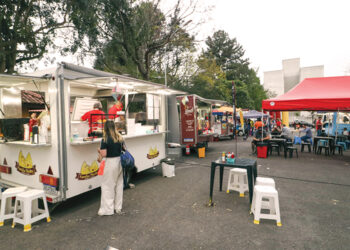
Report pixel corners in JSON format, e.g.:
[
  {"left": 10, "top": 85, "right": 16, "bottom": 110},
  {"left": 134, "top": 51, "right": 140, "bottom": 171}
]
[
  {"left": 263, "top": 58, "right": 324, "bottom": 122},
  {"left": 264, "top": 58, "right": 324, "bottom": 97}
]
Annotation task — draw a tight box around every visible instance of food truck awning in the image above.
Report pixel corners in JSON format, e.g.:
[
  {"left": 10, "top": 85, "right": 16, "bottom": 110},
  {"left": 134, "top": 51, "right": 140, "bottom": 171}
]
[
  {"left": 178, "top": 94, "right": 228, "bottom": 105},
  {"left": 22, "top": 90, "right": 45, "bottom": 104},
  {"left": 236, "top": 110, "right": 269, "bottom": 119},
  {"left": 0, "top": 74, "right": 49, "bottom": 87},
  {"left": 61, "top": 62, "right": 186, "bottom": 95}
]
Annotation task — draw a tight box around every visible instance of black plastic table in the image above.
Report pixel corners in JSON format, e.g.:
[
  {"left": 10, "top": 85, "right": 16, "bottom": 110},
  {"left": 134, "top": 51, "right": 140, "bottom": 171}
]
[{"left": 209, "top": 158, "right": 257, "bottom": 206}]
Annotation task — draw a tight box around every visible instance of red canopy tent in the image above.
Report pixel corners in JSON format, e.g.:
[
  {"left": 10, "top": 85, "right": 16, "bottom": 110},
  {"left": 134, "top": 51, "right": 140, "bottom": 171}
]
[{"left": 262, "top": 76, "right": 350, "bottom": 111}]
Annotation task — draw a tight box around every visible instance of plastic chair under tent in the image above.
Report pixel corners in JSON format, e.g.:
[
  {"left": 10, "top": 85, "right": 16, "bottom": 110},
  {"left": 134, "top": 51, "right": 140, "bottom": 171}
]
[{"left": 316, "top": 139, "right": 330, "bottom": 155}]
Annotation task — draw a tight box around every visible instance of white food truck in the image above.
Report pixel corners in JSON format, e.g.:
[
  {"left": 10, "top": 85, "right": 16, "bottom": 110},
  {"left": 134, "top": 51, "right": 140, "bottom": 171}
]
[{"left": 0, "top": 63, "right": 183, "bottom": 204}]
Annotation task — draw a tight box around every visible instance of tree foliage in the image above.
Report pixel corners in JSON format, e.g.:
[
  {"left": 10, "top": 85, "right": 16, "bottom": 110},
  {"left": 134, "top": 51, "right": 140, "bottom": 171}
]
[
  {"left": 188, "top": 30, "right": 267, "bottom": 110},
  {"left": 93, "top": 0, "right": 195, "bottom": 80},
  {"left": 0, "top": 0, "right": 99, "bottom": 73}
]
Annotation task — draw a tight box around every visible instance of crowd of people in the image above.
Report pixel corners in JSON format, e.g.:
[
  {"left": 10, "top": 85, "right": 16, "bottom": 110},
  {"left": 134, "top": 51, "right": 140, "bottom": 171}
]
[{"left": 247, "top": 117, "right": 315, "bottom": 153}]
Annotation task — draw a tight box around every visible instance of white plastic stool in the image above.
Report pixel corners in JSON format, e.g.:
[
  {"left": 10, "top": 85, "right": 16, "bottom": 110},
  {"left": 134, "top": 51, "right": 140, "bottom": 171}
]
[
  {"left": 255, "top": 177, "right": 275, "bottom": 188},
  {"left": 12, "top": 189, "right": 51, "bottom": 232},
  {"left": 0, "top": 186, "right": 28, "bottom": 226},
  {"left": 226, "top": 168, "right": 248, "bottom": 197},
  {"left": 251, "top": 185, "right": 282, "bottom": 227}
]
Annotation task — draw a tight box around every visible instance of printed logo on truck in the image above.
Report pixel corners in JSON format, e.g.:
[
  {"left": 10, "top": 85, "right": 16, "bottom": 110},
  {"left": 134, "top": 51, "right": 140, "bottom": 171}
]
[
  {"left": 147, "top": 147, "right": 159, "bottom": 159},
  {"left": 15, "top": 151, "right": 36, "bottom": 175},
  {"left": 76, "top": 161, "right": 99, "bottom": 180}
]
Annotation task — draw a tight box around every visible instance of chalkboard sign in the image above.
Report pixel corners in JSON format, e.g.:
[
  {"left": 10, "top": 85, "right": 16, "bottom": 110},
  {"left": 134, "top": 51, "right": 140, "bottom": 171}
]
[{"left": 72, "top": 98, "right": 100, "bottom": 121}]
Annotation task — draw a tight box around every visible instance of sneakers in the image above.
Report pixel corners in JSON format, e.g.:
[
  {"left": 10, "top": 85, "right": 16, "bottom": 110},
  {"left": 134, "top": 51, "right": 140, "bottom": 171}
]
[
  {"left": 129, "top": 183, "right": 135, "bottom": 189},
  {"left": 98, "top": 211, "right": 113, "bottom": 216},
  {"left": 115, "top": 209, "right": 125, "bottom": 215}
]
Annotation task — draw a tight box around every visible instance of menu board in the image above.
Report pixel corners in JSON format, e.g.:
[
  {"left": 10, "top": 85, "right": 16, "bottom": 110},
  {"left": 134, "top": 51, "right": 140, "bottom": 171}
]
[
  {"left": 179, "top": 95, "right": 196, "bottom": 144},
  {"left": 72, "top": 98, "right": 100, "bottom": 121}
]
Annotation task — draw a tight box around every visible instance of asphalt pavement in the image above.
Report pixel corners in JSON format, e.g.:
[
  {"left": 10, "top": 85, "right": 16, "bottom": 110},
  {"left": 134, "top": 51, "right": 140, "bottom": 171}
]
[{"left": 1, "top": 137, "right": 349, "bottom": 250}]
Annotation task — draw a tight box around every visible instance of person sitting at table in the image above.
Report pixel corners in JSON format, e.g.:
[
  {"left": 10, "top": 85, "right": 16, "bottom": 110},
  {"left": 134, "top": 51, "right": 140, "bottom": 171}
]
[
  {"left": 271, "top": 125, "right": 281, "bottom": 135},
  {"left": 276, "top": 118, "right": 282, "bottom": 129},
  {"left": 251, "top": 127, "right": 270, "bottom": 153},
  {"left": 300, "top": 124, "right": 313, "bottom": 143},
  {"left": 281, "top": 124, "right": 292, "bottom": 141},
  {"left": 254, "top": 117, "right": 263, "bottom": 130}
]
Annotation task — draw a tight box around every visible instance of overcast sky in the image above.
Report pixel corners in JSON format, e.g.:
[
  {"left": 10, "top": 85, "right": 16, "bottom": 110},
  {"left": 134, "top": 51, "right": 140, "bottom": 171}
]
[
  {"left": 36, "top": 0, "right": 350, "bottom": 82},
  {"left": 201, "top": 0, "right": 350, "bottom": 80}
]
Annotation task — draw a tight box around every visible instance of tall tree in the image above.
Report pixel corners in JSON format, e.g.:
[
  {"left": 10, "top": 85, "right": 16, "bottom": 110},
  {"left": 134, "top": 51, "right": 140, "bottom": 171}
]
[
  {"left": 194, "top": 30, "right": 267, "bottom": 110},
  {"left": 93, "top": 0, "right": 196, "bottom": 80},
  {"left": 204, "top": 30, "right": 248, "bottom": 72},
  {"left": 0, "top": 0, "right": 99, "bottom": 74}
]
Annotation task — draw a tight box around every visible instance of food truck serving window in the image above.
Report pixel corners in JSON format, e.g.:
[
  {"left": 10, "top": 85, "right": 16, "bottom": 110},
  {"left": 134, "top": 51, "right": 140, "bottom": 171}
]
[
  {"left": 128, "top": 93, "right": 161, "bottom": 126},
  {"left": 0, "top": 82, "right": 51, "bottom": 144}
]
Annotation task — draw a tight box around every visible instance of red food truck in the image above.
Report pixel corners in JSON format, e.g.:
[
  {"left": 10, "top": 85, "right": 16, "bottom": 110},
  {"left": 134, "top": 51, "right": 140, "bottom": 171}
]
[{"left": 176, "top": 95, "right": 227, "bottom": 149}]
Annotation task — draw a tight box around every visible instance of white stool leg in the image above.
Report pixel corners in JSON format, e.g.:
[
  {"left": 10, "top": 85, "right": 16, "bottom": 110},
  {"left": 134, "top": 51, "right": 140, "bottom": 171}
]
[
  {"left": 251, "top": 188, "right": 257, "bottom": 214},
  {"left": 254, "top": 191, "right": 262, "bottom": 224},
  {"left": 239, "top": 175, "right": 245, "bottom": 197},
  {"left": 226, "top": 171, "right": 233, "bottom": 193},
  {"left": 23, "top": 197, "right": 32, "bottom": 232},
  {"left": 0, "top": 196, "right": 7, "bottom": 226},
  {"left": 274, "top": 194, "right": 282, "bottom": 227},
  {"left": 42, "top": 196, "right": 51, "bottom": 222}
]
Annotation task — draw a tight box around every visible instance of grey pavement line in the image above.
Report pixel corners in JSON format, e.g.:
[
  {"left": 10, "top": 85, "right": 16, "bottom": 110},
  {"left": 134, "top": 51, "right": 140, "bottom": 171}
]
[{"left": 174, "top": 159, "right": 350, "bottom": 188}]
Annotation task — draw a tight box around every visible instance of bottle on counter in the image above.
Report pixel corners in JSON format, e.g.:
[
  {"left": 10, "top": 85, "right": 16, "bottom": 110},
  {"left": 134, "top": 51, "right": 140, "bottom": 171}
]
[
  {"left": 31, "top": 126, "right": 39, "bottom": 144},
  {"left": 221, "top": 152, "right": 226, "bottom": 162}
]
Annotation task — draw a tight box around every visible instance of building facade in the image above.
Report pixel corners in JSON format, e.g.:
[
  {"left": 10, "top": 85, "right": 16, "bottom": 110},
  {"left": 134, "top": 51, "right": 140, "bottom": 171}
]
[
  {"left": 264, "top": 58, "right": 324, "bottom": 97},
  {"left": 263, "top": 58, "right": 324, "bottom": 123}
]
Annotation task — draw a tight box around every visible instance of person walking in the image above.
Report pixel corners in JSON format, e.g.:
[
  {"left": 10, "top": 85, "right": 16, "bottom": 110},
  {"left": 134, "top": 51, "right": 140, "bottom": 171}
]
[{"left": 97, "top": 120, "right": 125, "bottom": 216}]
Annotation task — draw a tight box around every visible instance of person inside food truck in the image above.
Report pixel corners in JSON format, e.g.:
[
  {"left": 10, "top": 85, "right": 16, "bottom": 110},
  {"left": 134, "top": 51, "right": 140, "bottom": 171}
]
[
  {"left": 108, "top": 96, "right": 124, "bottom": 120},
  {"left": 38, "top": 106, "right": 51, "bottom": 143},
  {"left": 29, "top": 112, "right": 38, "bottom": 135},
  {"left": 81, "top": 102, "right": 105, "bottom": 137}
]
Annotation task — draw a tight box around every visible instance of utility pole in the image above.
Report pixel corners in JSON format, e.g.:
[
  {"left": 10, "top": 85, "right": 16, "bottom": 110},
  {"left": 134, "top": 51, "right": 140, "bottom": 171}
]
[{"left": 232, "top": 81, "right": 238, "bottom": 157}]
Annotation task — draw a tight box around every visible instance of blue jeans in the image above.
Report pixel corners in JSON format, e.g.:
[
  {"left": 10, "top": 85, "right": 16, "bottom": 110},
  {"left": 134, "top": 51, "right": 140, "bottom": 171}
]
[
  {"left": 317, "top": 130, "right": 322, "bottom": 136},
  {"left": 301, "top": 135, "right": 311, "bottom": 142}
]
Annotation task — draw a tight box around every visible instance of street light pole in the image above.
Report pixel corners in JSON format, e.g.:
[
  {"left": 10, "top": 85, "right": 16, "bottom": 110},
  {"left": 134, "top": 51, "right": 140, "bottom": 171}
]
[{"left": 232, "top": 81, "right": 238, "bottom": 157}]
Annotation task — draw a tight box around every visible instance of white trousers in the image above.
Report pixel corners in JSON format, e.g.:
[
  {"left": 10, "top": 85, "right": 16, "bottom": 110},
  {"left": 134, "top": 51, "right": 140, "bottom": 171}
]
[{"left": 98, "top": 157, "right": 123, "bottom": 215}]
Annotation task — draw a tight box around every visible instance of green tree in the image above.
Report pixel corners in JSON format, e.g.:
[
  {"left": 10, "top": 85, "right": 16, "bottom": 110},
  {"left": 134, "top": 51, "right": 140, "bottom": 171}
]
[
  {"left": 196, "top": 30, "right": 267, "bottom": 110},
  {"left": 189, "top": 56, "right": 227, "bottom": 100},
  {"left": 93, "top": 0, "right": 195, "bottom": 80},
  {"left": 0, "top": 0, "right": 99, "bottom": 73}
]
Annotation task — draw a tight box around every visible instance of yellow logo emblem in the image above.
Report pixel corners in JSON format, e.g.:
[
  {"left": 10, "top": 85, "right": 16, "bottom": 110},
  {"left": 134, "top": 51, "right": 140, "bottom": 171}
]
[
  {"left": 147, "top": 147, "right": 159, "bottom": 159},
  {"left": 15, "top": 151, "right": 36, "bottom": 175},
  {"left": 76, "top": 161, "right": 99, "bottom": 180}
]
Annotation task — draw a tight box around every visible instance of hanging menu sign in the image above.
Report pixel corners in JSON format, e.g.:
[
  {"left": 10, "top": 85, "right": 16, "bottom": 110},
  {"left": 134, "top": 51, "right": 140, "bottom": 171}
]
[{"left": 179, "top": 95, "right": 196, "bottom": 144}]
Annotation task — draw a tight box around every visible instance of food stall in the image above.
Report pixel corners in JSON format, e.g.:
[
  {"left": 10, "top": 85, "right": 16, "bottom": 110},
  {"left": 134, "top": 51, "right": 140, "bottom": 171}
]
[
  {"left": 0, "top": 63, "right": 183, "bottom": 203},
  {"left": 212, "top": 106, "right": 234, "bottom": 139},
  {"left": 176, "top": 95, "right": 227, "bottom": 149}
]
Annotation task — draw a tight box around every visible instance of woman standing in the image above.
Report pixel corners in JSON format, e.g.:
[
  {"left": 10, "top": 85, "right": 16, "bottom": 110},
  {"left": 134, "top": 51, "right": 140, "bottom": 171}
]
[{"left": 97, "top": 120, "right": 124, "bottom": 216}]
